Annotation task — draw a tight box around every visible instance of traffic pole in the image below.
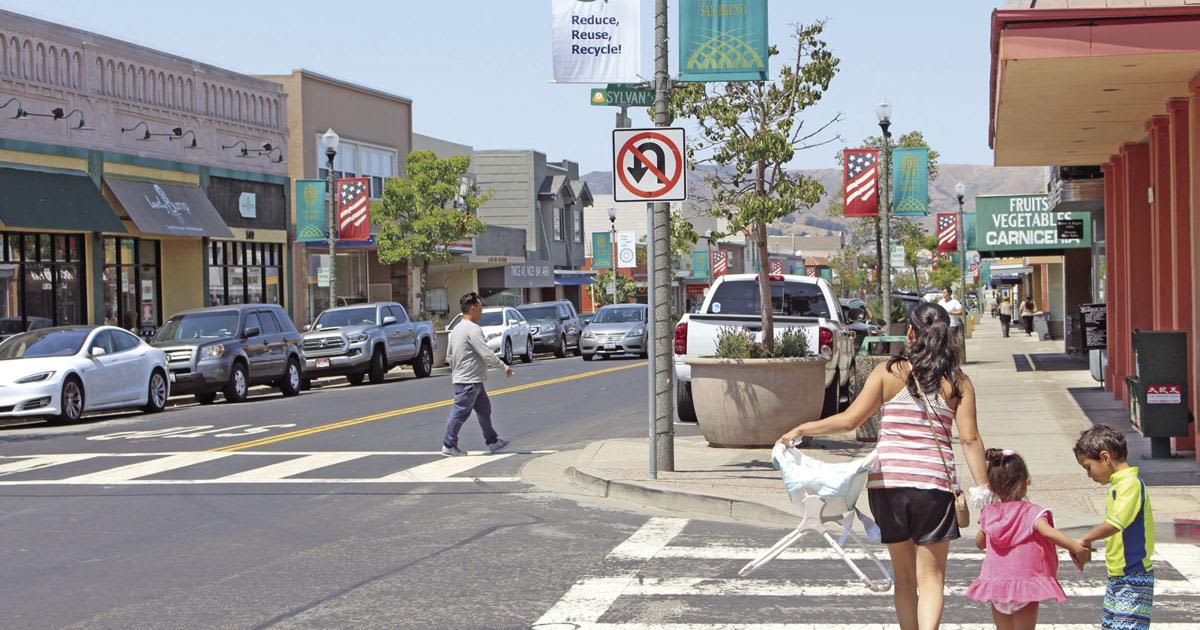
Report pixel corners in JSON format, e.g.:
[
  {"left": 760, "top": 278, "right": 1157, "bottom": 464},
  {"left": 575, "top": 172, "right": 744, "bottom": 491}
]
[
  {"left": 647, "top": 201, "right": 658, "bottom": 479},
  {"left": 651, "top": 0, "right": 674, "bottom": 473}
]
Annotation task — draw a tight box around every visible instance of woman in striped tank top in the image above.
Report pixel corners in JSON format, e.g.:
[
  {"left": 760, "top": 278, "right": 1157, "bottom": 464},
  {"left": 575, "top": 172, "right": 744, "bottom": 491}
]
[{"left": 779, "top": 302, "right": 988, "bottom": 630}]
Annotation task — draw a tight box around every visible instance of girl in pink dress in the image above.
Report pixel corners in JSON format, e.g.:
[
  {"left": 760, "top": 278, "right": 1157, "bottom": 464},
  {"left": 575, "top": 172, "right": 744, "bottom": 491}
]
[{"left": 966, "top": 449, "right": 1090, "bottom": 629}]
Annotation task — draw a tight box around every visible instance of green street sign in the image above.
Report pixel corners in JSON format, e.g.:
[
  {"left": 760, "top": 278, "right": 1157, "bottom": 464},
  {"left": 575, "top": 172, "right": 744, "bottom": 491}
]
[{"left": 590, "top": 84, "right": 655, "bottom": 108}]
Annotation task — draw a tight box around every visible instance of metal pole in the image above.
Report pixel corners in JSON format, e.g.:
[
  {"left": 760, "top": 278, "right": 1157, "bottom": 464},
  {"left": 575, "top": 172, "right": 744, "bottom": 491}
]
[
  {"left": 611, "top": 221, "right": 619, "bottom": 304},
  {"left": 958, "top": 195, "right": 967, "bottom": 301},
  {"left": 647, "top": 202, "right": 657, "bottom": 479},
  {"left": 652, "top": 0, "right": 674, "bottom": 472},
  {"left": 880, "top": 130, "right": 892, "bottom": 328},
  {"left": 325, "top": 149, "right": 338, "bottom": 309}
]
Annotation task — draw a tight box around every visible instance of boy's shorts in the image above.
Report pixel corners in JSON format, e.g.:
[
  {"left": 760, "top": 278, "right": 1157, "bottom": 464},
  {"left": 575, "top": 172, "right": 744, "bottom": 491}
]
[{"left": 1101, "top": 569, "right": 1154, "bottom": 630}]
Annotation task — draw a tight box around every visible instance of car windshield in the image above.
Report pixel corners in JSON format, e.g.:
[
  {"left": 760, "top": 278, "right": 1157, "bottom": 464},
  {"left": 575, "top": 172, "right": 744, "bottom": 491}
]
[
  {"left": 0, "top": 329, "right": 89, "bottom": 359},
  {"left": 518, "top": 306, "right": 559, "bottom": 321},
  {"left": 154, "top": 312, "right": 240, "bottom": 341},
  {"left": 592, "top": 307, "right": 645, "bottom": 324},
  {"left": 707, "top": 281, "right": 831, "bottom": 318},
  {"left": 479, "top": 311, "right": 503, "bottom": 327},
  {"left": 314, "top": 307, "right": 376, "bottom": 329}
]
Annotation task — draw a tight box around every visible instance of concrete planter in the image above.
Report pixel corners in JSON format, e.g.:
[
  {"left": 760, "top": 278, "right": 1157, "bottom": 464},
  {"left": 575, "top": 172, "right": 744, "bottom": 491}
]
[
  {"left": 434, "top": 330, "right": 450, "bottom": 368},
  {"left": 685, "top": 355, "right": 829, "bottom": 448}
]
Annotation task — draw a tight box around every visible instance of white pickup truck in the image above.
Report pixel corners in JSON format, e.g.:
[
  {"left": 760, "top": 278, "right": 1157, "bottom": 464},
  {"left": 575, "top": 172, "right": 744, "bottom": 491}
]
[{"left": 672, "top": 273, "right": 857, "bottom": 422}]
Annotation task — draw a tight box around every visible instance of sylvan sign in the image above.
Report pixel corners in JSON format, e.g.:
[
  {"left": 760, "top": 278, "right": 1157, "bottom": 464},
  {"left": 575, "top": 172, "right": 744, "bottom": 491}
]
[{"left": 974, "top": 194, "right": 1091, "bottom": 252}]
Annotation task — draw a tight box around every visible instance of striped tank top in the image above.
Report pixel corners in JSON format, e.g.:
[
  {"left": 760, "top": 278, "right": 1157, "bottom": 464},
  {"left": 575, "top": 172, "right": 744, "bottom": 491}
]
[{"left": 867, "top": 386, "right": 958, "bottom": 493}]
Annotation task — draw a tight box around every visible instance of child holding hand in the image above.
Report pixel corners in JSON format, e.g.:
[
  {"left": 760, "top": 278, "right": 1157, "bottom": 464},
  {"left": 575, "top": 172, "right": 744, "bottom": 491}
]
[{"left": 965, "top": 448, "right": 1090, "bottom": 629}]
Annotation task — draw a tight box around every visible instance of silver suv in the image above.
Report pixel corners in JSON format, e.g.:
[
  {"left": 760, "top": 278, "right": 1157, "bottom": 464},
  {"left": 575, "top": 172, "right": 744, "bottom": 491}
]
[{"left": 302, "top": 302, "right": 436, "bottom": 385}]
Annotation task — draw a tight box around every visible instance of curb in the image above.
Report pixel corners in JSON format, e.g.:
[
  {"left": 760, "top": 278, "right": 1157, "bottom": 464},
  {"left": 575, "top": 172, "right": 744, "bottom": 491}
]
[{"left": 565, "top": 465, "right": 799, "bottom": 528}]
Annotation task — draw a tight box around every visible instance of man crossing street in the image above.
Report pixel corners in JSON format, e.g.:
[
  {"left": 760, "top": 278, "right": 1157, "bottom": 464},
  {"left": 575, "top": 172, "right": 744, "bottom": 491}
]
[{"left": 441, "top": 292, "right": 513, "bottom": 457}]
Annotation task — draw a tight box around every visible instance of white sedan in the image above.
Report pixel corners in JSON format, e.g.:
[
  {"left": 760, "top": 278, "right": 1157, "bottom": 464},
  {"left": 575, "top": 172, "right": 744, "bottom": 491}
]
[
  {"left": 0, "top": 326, "right": 170, "bottom": 424},
  {"left": 449, "top": 306, "right": 534, "bottom": 364}
]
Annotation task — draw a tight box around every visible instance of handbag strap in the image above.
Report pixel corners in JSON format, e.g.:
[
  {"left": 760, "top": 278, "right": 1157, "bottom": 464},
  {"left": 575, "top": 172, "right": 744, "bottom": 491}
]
[{"left": 912, "top": 380, "right": 959, "bottom": 493}]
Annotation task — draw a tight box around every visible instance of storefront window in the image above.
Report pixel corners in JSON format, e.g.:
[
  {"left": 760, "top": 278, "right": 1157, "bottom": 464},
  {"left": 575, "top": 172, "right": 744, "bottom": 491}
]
[
  {"left": 103, "top": 236, "right": 161, "bottom": 335},
  {"left": 305, "top": 249, "right": 369, "bottom": 321},
  {"left": 0, "top": 232, "right": 86, "bottom": 333},
  {"left": 209, "top": 241, "right": 283, "bottom": 306}
]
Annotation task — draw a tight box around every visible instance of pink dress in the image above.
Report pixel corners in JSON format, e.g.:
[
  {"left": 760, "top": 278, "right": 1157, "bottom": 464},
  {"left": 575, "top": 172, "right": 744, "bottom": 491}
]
[{"left": 965, "top": 501, "right": 1067, "bottom": 610}]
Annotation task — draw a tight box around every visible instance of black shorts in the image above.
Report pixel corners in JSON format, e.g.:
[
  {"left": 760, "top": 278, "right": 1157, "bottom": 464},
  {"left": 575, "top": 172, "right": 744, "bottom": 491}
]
[{"left": 868, "top": 487, "right": 961, "bottom": 545}]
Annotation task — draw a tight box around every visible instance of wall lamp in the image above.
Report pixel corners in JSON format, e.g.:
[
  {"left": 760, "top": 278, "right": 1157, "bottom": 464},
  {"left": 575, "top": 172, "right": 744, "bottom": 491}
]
[
  {"left": 120, "top": 121, "right": 152, "bottom": 140},
  {"left": 221, "top": 140, "right": 252, "bottom": 157},
  {"left": 1, "top": 97, "right": 29, "bottom": 120},
  {"left": 51, "top": 108, "right": 93, "bottom": 131},
  {"left": 264, "top": 147, "right": 284, "bottom": 163},
  {"left": 168, "top": 128, "right": 201, "bottom": 149}
]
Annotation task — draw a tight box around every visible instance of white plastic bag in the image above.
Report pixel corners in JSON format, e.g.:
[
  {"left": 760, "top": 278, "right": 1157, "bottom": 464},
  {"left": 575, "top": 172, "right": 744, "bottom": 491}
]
[{"left": 772, "top": 443, "right": 878, "bottom": 515}]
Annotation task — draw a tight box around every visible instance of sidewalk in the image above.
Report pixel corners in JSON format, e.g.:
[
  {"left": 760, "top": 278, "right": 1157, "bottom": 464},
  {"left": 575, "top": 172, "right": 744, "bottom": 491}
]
[{"left": 541, "top": 317, "right": 1200, "bottom": 536}]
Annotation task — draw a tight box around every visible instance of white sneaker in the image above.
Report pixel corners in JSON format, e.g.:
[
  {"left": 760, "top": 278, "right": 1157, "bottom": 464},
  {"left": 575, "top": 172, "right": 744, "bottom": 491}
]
[
  {"left": 440, "top": 444, "right": 468, "bottom": 457},
  {"left": 488, "top": 438, "right": 511, "bottom": 454}
]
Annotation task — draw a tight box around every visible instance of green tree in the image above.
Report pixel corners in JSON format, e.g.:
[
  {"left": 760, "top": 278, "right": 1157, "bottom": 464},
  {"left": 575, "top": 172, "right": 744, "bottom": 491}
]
[
  {"left": 589, "top": 269, "right": 637, "bottom": 307},
  {"left": 929, "top": 256, "right": 962, "bottom": 292},
  {"left": 672, "top": 22, "right": 840, "bottom": 351},
  {"left": 372, "top": 151, "right": 491, "bottom": 319}
]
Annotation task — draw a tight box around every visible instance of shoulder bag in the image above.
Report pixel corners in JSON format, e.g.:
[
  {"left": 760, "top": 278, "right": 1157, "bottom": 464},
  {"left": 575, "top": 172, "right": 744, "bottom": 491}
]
[{"left": 914, "top": 383, "right": 970, "bottom": 528}]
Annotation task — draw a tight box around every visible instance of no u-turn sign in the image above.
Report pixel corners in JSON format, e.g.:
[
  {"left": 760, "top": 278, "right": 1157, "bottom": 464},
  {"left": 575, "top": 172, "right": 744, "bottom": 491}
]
[{"left": 612, "top": 127, "right": 687, "bottom": 202}]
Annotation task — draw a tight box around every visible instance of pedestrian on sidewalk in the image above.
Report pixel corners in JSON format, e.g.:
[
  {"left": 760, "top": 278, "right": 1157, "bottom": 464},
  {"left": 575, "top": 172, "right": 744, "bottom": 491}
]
[
  {"left": 998, "top": 298, "right": 1013, "bottom": 338},
  {"left": 1019, "top": 297, "right": 1036, "bottom": 336},
  {"left": 1073, "top": 425, "right": 1155, "bottom": 630},
  {"left": 938, "top": 287, "right": 967, "bottom": 363},
  {"left": 778, "top": 302, "right": 989, "bottom": 630},
  {"left": 441, "top": 292, "right": 512, "bottom": 457},
  {"left": 965, "top": 448, "right": 1088, "bottom": 629}
]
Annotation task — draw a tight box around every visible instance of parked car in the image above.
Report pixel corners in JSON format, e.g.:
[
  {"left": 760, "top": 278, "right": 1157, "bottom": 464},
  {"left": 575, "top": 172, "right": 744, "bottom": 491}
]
[
  {"left": 448, "top": 306, "right": 533, "bottom": 365},
  {"left": 0, "top": 326, "right": 169, "bottom": 424},
  {"left": 518, "top": 300, "right": 582, "bottom": 358},
  {"left": 153, "top": 304, "right": 304, "bottom": 405},
  {"left": 839, "top": 297, "right": 879, "bottom": 353},
  {"left": 579, "top": 304, "right": 648, "bottom": 361},
  {"left": 302, "top": 302, "right": 436, "bottom": 385},
  {"left": 673, "top": 274, "right": 856, "bottom": 422},
  {"left": 579, "top": 312, "right": 595, "bottom": 327}
]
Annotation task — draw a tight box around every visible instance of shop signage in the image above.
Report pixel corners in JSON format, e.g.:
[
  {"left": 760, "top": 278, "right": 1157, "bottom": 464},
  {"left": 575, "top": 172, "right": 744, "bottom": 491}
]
[
  {"left": 889, "top": 249, "right": 906, "bottom": 269},
  {"left": 238, "top": 192, "right": 257, "bottom": 219},
  {"left": 504, "top": 262, "right": 555, "bottom": 288},
  {"left": 592, "top": 231, "right": 613, "bottom": 269},
  {"left": 1147, "top": 385, "right": 1183, "bottom": 405},
  {"left": 975, "top": 194, "right": 1092, "bottom": 251},
  {"left": 616, "top": 230, "right": 637, "bottom": 268},
  {"left": 679, "top": 0, "right": 768, "bottom": 82},
  {"left": 316, "top": 266, "right": 330, "bottom": 287},
  {"left": 1057, "top": 218, "right": 1084, "bottom": 240},
  {"left": 105, "top": 178, "right": 234, "bottom": 238},
  {"left": 551, "top": 0, "right": 641, "bottom": 83},
  {"left": 590, "top": 85, "right": 655, "bottom": 107},
  {"left": 295, "top": 180, "right": 328, "bottom": 242},
  {"left": 1080, "top": 303, "right": 1107, "bottom": 351}
]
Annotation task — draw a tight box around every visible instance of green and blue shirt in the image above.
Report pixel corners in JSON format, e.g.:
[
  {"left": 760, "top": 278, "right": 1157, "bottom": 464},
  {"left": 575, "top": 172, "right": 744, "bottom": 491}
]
[{"left": 1103, "top": 466, "right": 1154, "bottom": 577}]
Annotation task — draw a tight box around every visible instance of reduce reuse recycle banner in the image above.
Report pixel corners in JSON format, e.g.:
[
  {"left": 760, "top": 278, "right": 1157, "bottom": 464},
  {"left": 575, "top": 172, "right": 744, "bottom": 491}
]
[{"left": 552, "top": 0, "right": 641, "bottom": 83}]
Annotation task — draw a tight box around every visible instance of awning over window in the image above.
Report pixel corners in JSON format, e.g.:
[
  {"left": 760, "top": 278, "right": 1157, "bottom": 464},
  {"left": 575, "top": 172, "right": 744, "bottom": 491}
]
[
  {"left": 0, "top": 167, "right": 126, "bottom": 233},
  {"left": 105, "top": 178, "right": 233, "bottom": 238}
]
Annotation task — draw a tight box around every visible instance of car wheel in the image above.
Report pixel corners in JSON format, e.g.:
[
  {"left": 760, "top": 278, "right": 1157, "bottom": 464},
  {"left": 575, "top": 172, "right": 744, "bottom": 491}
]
[
  {"left": 521, "top": 337, "right": 535, "bottom": 364},
  {"left": 573, "top": 343, "right": 583, "bottom": 357},
  {"left": 280, "top": 358, "right": 302, "bottom": 396},
  {"left": 143, "top": 370, "right": 168, "bottom": 413},
  {"left": 54, "top": 377, "right": 85, "bottom": 424},
  {"left": 368, "top": 347, "right": 387, "bottom": 384},
  {"left": 554, "top": 335, "right": 568, "bottom": 358},
  {"left": 821, "top": 370, "right": 840, "bottom": 417},
  {"left": 638, "top": 351, "right": 649, "bottom": 359},
  {"left": 346, "top": 372, "right": 365, "bottom": 386},
  {"left": 677, "top": 382, "right": 698, "bottom": 423},
  {"left": 301, "top": 378, "right": 313, "bottom": 391},
  {"left": 223, "top": 361, "right": 249, "bottom": 403},
  {"left": 581, "top": 352, "right": 594, "bottom": 361},
  {"left": 502, "top": 339, "right": 513, "bottom": 365},
  {"left": 412, "top": 342, "right": 433, "bottom": 378},
  {"left": 194, "top": 392, "right": 217, "bottom": 405}
]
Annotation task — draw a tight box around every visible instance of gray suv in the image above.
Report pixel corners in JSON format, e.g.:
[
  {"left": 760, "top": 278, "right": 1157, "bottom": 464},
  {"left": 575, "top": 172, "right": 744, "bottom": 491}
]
[
  {"left": 517, "top": 300, "right": 582, "bottom": 358},
  {"left": 153, "top": 304, "right": 304, "bottom": 404}
]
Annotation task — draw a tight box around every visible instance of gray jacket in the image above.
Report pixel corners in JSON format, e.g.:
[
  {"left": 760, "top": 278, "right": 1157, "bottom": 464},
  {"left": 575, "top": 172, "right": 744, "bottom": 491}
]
[{"left": 447, "top": 319, "right": 507, "bottom": 384}]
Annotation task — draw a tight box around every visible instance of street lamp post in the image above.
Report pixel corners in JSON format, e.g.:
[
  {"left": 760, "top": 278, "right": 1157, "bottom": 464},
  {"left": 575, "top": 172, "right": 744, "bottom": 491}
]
[
  {"left": 321, "top": 128, "right": 340, "bottom": 311},
  {"left": 608, "top": 206, "right": 618, "bottom": 305},
  {"left": 876, "top": 100, "right": 894, "bottom": 328},
  {"left": 956, "top": 181, "right": 968, "bottom": 307}
]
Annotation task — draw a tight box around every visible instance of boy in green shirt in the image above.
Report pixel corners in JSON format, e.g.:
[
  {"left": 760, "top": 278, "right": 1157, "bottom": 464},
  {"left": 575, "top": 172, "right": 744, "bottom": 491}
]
[{"left": 1073, "top": 425, "right": 1154, "bottom": 630}]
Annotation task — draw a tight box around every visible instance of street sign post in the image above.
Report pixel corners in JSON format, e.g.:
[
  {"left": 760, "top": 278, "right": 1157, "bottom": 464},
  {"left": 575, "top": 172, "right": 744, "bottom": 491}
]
[
  {"left": 591, "top": 84, "right": 655, "bottom": 107},
  {"left": 612, "top": 128, "right": 688, "bottom": 202}
]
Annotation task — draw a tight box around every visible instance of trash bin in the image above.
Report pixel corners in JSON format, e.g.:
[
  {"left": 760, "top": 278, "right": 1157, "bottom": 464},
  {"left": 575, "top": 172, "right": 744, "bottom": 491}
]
[
  {"left": 1125, "top": 330, "right": 1191, "bottom": 458},
  {"left": 1033, "top": 312, "right": 1051, "bottom": 340}
]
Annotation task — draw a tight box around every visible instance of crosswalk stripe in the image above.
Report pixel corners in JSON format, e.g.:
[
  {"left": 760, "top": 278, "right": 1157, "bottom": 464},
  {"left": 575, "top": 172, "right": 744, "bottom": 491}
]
[
  {"left": 611, "top": 576, "right": 1200, "bottom": 597},
  {"left": 1157, "top": 542, "right": 1200, "bottom": 588},
  {"left": 57, "top": 453, "right": 232, "bottom": 483},
  {"left": 609, "top": 517, "right": 689, "bottom": 559},
  {"left": 0, "top": 454, "right": 97, "bottom": 475},
  {"left": 215, "top": 452, "right": 371, "bottom": 481},
  {"left": 376, "top": 452, "right": 515, "bottom": 482}
]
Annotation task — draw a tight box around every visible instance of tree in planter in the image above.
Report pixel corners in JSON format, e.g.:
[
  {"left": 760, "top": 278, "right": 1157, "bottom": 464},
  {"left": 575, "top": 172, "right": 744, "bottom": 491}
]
[
  {"left": 588, "top": 269, "right": 638, "bottom": 307},
  {"left": 672, "top": 22, "right": 840, "bottom": 351},
  {"left": 372, "top": 151, "right": 491, "bottom": 320}
]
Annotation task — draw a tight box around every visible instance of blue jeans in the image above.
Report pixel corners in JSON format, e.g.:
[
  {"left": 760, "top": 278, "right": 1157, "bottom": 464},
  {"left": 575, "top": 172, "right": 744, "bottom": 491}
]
[{"left": 443, "top": 383, "right": 498, "bottom": 448}]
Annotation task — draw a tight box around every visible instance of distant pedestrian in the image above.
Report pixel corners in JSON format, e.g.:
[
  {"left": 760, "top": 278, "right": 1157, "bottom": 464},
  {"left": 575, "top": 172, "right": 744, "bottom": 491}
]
[
  {"left": 939, "top": 287, "right": 966, "bottom": 362},
  {"left": 779, "top": 302, "right": 989, "bottom": 629},
  {"left": 965, "top": 448, "right": 1087, "bottom": 627},
  {"left": 1020, "top": 297, "right": 1036, "bottom": 336},
  {"left": 1074, "top": 425, "right": 1155, "bottom": 630},
  {"left": 998, "top": 298, "right": 1013, "bottom": 338},
  {"left": 441, "top": 292, "right": 512, "bottom": 457}
]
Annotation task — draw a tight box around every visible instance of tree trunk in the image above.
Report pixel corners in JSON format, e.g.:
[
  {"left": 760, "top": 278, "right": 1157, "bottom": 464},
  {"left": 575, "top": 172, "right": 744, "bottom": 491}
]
[
  {"left": 757, "top": 224, "right": 774, "bottom": 352},
  {"left": 419, "top": 259, "right": 430, "bottom": 321}
]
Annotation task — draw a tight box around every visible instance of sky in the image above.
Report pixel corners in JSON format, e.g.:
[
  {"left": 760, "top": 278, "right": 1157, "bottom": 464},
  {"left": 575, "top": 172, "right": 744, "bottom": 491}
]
[{"left": 1, "top": 0, "right": 1004, "bottom": 174}]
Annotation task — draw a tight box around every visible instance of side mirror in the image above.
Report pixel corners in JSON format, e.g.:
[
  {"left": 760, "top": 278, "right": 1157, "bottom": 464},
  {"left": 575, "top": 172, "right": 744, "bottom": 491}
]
[
  {"left": 302, "top": 324, "right": 311, "bottom": 332},
  {"left": 382, "top": 316, "right": 397, "bottom": 325},
  {"left": 243, "top": 326, "right": 261, "bottom": 339},
  {"left": 90, "top": 346, "right": 107, "bottom": 357}
]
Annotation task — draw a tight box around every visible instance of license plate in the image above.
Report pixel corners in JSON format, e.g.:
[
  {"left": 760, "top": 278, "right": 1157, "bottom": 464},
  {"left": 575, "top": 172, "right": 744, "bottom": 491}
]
[
  {"left": 315, "top": 358, "right": 331, "bottom": 368},
  {"left": 604, "top": 343, "right": 617, "bottom": 350}
]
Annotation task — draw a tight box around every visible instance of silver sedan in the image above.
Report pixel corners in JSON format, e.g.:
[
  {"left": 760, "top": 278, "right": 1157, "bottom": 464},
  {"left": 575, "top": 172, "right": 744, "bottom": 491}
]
[{"left": 579, "top": 304, "right": 648, "bottom": 361}]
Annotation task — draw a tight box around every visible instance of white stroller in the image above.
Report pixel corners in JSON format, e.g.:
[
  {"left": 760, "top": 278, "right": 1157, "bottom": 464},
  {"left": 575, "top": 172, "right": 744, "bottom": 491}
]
[{"left": 739, "top": 443, "right": 893, "bottom": 593}]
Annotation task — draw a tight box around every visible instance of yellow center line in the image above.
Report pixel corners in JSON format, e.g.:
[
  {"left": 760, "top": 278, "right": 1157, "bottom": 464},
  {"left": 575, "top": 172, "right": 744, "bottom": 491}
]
[{"left": 210, "top": 362, "right": 646, "bottom": 452}]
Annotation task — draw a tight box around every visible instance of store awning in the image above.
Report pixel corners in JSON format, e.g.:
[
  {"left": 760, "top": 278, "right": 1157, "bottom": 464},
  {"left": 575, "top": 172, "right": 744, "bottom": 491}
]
[
  {"left": 105, "top": 178, "right": 233, "bottom": 238},
  {"left": 554, "top": 270, "right": 596, "bottom": 286},
  {"left": 0, "top": 167, "right": 126, "bottom": 233}
]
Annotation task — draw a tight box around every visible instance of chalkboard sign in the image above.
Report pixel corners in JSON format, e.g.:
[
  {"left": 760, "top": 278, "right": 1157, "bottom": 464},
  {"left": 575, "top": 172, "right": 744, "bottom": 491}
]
[
  {"left": 1080, "top": 303, "right": 1107, "bottom": 350},
  {"left": 1057, "top": 219, "right": 1084, "bottom": 240}
]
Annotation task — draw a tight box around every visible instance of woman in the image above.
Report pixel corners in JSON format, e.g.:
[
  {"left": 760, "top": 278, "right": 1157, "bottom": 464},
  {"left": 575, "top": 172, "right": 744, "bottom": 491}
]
[
  {"left": 779, "top": 302, "right": 987, "bottom": 630},
  {"left": 998, "top": 298, "right": 1013, "bottom": 338},
  {"left": 1019, "top": 297, "right": 1036, "bottom": 336}
]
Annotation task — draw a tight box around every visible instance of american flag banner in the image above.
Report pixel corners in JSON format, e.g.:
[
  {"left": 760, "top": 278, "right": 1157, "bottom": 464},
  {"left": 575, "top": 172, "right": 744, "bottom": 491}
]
[
  {"left": 711, "top": 250, "right": 729, "bottom": 277},
  {"left": 769, "top": 258, "right": 784, "bottom": 275},
  {"left": 937, "top": 213, "right": 958, "bottom": 252},
  {"left": 842, "top": 148, "right": 879, "bottom": 217},
  {"left": 337, "top": 177, "right": 371, "bottom": 242},
  {"left": 970, "top": 260, "right": 981, "bottom": 283}
]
